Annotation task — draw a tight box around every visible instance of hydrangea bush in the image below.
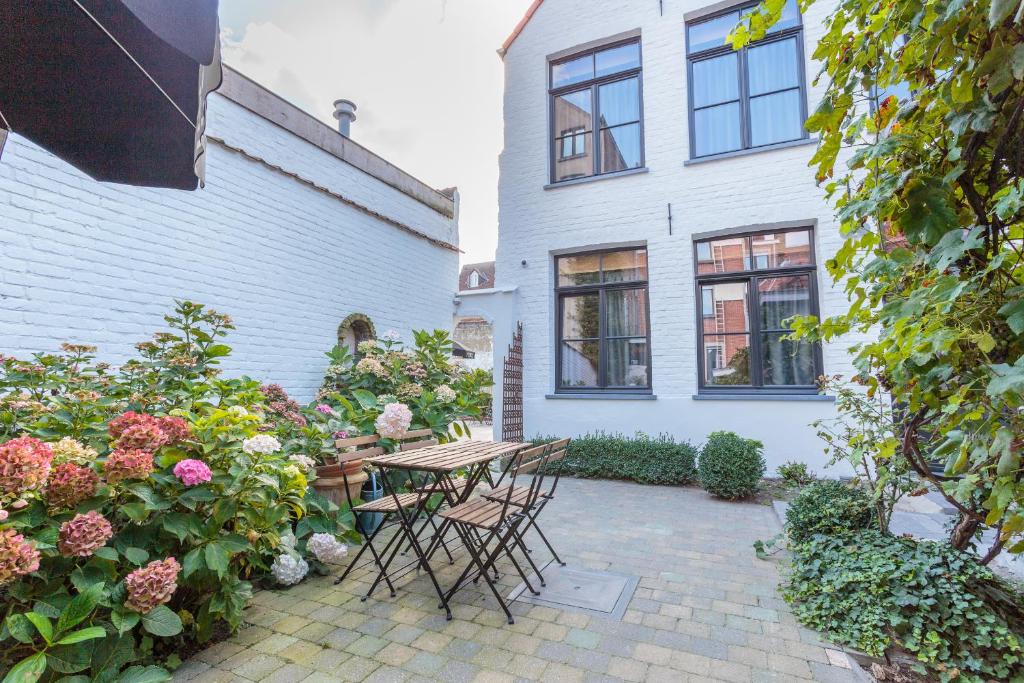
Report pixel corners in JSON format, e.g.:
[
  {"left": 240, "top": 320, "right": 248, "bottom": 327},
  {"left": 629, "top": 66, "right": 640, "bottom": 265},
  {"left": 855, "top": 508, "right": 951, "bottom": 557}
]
[{"left": 0, "top": 301, "right": 354, "bottom": 681}]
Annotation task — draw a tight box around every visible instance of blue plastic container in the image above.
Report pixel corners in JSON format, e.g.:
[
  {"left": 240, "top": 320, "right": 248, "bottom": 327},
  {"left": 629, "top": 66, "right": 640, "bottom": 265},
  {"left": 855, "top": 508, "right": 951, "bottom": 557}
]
[{"left": 357, "top": 472, "right": 384, "bottom": 534}]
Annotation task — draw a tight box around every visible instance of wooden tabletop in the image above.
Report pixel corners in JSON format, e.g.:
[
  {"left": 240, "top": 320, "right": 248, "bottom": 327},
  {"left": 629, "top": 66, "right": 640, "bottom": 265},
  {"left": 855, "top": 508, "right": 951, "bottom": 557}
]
[{"left": 366, "top": 440, "right": 531, "bottom": 473}]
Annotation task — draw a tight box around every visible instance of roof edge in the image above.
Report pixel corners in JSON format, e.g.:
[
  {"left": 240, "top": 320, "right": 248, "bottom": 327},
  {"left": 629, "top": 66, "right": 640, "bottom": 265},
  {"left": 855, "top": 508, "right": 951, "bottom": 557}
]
[
  {"left": 217, "top": 66, "right": 455, "bottom": 218},
  {"left": 499, "top": 0, "right": 544, "bottom": 57}
]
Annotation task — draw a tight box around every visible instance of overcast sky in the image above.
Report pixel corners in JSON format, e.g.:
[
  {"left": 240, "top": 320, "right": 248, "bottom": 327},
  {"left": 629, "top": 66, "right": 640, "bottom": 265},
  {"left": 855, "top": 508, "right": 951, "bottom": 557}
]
[{"left": 219, "top": 0, "right": 534, "bottom": 265}]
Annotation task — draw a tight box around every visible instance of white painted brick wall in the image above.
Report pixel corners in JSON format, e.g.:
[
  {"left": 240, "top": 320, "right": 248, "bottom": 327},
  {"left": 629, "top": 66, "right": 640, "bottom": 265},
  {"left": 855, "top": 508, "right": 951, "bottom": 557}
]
[
  {"left": 497, "top": 0, "right": 864, "bottom": 474},
  {"left": 0, "top": 93, "right": 458, "bottom": 402}
]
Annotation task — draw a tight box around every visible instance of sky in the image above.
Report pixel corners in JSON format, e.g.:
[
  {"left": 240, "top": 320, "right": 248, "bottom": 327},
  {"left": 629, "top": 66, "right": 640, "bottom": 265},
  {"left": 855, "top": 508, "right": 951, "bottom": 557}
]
[{"left": 219, "top": 0, "right": 535, "bottom": 265}]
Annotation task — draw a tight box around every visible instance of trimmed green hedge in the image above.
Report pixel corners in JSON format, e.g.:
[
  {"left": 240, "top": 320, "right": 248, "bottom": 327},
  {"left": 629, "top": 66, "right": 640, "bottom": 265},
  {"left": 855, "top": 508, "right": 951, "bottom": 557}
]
[
  {"left": 532, "top": 432, "right": 697, "bottom": 485},
  {"left": 698, "top": 431, "right": 766, "bottom": 499}
]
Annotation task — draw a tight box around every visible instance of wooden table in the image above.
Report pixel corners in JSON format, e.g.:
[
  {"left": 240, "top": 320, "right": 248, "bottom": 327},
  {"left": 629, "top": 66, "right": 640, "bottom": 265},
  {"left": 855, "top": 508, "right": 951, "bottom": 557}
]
[{"left": 364, "top": 440, "right": 531, "bottom": 619}]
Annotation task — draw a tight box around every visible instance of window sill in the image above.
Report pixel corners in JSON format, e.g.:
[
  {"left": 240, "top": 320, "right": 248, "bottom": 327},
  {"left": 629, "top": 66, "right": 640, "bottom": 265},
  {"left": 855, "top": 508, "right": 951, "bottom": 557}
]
[
  {"left": 692, "top": 393, "right": 834, "bottom": 402},
  {"left": 544, "top": 166, "right": 649, "bottom": 190},
  {"left": 546, "top": 392, "right": 657, "bottom": 400},
  {"left": 684, "top": 137, "right": 817, "bottom": 166}
]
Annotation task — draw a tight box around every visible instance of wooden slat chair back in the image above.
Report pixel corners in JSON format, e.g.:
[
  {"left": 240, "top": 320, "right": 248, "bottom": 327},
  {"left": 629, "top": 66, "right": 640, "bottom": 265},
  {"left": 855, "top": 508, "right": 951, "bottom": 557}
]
[
  {"left": 331, "top": 434, "right": 383, "bottom": 514},
  {"left": 500, "top": 443, "right": 552, "bottom": 520},
  {"left": 540, "top": 437, "right": 572, "bottom": 497},
  {"left": 397, "top": 429, "right": 438, "bottom": 451}
]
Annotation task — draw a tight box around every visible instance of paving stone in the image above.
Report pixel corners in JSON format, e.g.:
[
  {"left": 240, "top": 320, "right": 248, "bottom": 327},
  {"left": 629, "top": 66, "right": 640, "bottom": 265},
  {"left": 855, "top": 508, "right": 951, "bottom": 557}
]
[
  {"left": 809, "top": 661, "right": 862, "bottom": 683},
  {"left": 263, "top": 664, "right": 312, "bottom": 683},
  {"left": 278, "top": 640, "right": 324, "bottom": 665},
  {"left": 225, "top": 652, "right": 286, "bottom": 681},
  {"left": 533, "top": 621, "right": 568, "bottom": 642},
  {"left": 308, "top": 647, "right": 351, "bottom": 672},
  {"left": 347, "top": 634, "right": 390, "bottom": 657},
  {"left": 411, "top": 630, "right": 453, "bottom": 653},
  {"left": 363, "top": 664, "right": 409, "bottom": 683},
  {"left": 608, "top": 656, "right": 648, "bottom": 682},
  {"left": 565, "top": 628, "right": 600, "bottom": 650},
  {"left": 321, "top": 627, "right": 361, "bottom": 650},
  {"left": 508, "top": 653, "right": 548, "bottom": 679},
  {"left": 336, "top": 655, "right": 381, "bottom": 681},
  {"left": 403, "top": 650, "right": 447, "bottom": 676},
  {"left": 272, "top": 615, "right": 313, "bottom": 635},
  {"left": 434, "top": 659, "right": 479, "bottom": 682}
]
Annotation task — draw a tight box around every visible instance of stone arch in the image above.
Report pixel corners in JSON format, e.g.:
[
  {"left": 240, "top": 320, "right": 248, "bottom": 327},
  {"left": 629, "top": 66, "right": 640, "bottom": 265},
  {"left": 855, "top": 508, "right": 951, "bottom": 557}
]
[{"left": 337, "top": 313, "right": 376, "bottom": 354}]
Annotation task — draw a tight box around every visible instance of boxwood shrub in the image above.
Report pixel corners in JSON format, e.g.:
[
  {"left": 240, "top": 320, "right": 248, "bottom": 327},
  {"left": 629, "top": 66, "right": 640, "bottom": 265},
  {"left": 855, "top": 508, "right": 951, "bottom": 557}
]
[
  {"left": 532, "top": 432, "right": 697, "bottom": 485},
  {"left": 785, "top": 480, "right": 874, "bottom": 543},
  {"left": 785, "top": 530, "right": 1024, "bottom": 682},
  {"left": 697, "top": 431, "right": 765, "bottom": 499}
]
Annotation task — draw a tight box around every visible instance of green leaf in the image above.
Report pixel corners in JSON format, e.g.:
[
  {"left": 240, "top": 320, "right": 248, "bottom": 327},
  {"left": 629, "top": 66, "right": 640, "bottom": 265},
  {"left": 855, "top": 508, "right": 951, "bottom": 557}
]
[
  {"left": 120, "top": 503, "right": 148, "bottom": 522},
  {"left": 24, "top": 613, "right": 52, "bottom": 644},
  {"left": 205, "top": 344, "right": 232, "bottom": 358},
  {"left": 5, "top": 614, "right": 36, "bottom": 644},
  {"left": 897, "top": 179, "right": 958, "bottom": 246},
  {"left": 217, "top": 534, "right": 250, "bottom": 553},
  {"left": 115, "top": 666, "right": 171, "bottom": 683},
  {"left": 351, "top": 389, "right": 378, "bottom": 410},
  {"left": 181, "top": 547, "right": 205, "bottom": 578},
  {"left": 204, "top": 543, "right": 230, "bottom": 579},
  {"left": 46, "top": 644, "right": 92, "bottom": 674},
  {"left": 997, "top": 299, "right": 1024, "bottom": 335},
  {"left": 140, "top": 606, "right": 182, "bottom": 638},
  {"left": 56, "top": 626, "right": 106, "bottom": 645},
  {"left": 56, "top": 582, "right": 104, "bottom": 634},
  {"left": 110, "top": 610, "right": 140, "bottom": 636},
  {"left": 989, "top": 0, "right": 1019, "bottom": 26},
  {"left": 93, "top": 547, "right": 119, "bottom": 562},
  {"left": 123, "top": 548, "right": 149, "bottom": 566},
  {"left": 3, "top": 652, "right": 47, "bottom": 683},
  {"left": 89, "top": 634, "right": 135, "bottom": 682}
]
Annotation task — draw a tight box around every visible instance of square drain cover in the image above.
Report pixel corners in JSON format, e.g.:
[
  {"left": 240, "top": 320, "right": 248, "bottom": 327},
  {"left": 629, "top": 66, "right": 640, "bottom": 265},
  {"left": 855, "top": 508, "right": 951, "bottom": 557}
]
[{"left": 507, "top": 565, "right": 638, "bottom": 620}]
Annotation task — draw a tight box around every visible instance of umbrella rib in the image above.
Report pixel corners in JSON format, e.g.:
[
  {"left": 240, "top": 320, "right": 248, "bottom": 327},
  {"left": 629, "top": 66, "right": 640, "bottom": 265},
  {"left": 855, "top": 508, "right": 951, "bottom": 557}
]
[
  {"left": 0, "top": 106, "right": 10, "bottom": 130},
  {"left": 69, "top": 0, "right": 197, "bottom": 129}
]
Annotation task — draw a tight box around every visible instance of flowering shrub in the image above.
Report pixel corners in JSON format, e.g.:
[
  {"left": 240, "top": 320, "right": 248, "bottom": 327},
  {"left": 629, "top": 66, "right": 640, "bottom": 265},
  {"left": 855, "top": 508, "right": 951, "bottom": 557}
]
[
  {"left": 307, "top": 532, "right": 348, "bottom": 564},
  {"left": 0, "top": 301, "right": 354, "bottom": 681},
  {"left": 375, "top": 402, "right": 413, "bottom": 439}
]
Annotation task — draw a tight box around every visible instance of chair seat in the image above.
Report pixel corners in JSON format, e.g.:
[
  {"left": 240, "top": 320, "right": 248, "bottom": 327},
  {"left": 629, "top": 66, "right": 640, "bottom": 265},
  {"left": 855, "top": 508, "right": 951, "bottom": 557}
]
[
  {"left": 439, "top": 497, "right": 514, "bottom": 530},
  {"left": 482, "top": 485, "right": 549, "bottom": 507},
  {"left": 414, "top": 477, "right": 468, "bottom": 494},
  {"left": 353, "top": 492, "right": 427, "bottom": 513}
]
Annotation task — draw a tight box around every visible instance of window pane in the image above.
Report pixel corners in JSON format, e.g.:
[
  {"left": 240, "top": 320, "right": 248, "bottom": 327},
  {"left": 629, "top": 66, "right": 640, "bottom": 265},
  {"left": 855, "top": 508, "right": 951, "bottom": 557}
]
[
  {"left": 596, "top": 42, "right": 640, "bottom": 78},
  {"left": 599, "top": 124, "right": 642, "bottom": 173},
  {"left": 751, "top": 230, "right": 812, "bottom": 269},
  {"left": 703, "top": 334, "right": 751, "bottom": 385},
  {"left": 692, "top": 53, "right": 739, "bottom": 107},
  {"left": 696, "top": 237, "right": 750, "bottom": 274},
  {"left": 606, "top": 288, "right": 647, "bottom": 337},
  {"left": 561, "top": 341, "right": 599, "bottom": 387},
  {"left": 747, "top": 38, "right": 800, "bottom": 96},
  {"left": 555, "top": 90, "right": 593, "bottom": 133},
  {"left": 769, "top": 0, "right": 801, "bottom": 31},
  {"left": 562, "top": 294, "right": 600, "bottom": 338},
  {"left": 700, "top": 282, "right": 750, "bottom": 334},
  {"left": 758, "top": 275, "right": 811, "bottom": 330},
  {"left": 558, "top": 254, "right": 600, "bottom": 286},
  {"left": 554, "top": 133, "right": 593, "bottom": 181},
  {"left": 552, "top": 54, "right": 594, "bottom": 88},
  {"left": 761, "top": 335, "right": 815, "bottom": 385},
  {"left": 693, "top": 102, "right": 742, "bottom": 156},
  {"left": 602, "top": 248, "right": 647, "bottom": 282},
  {"left": 607, "top": 338, "right": 649, "bottom": 387},
  {"left": 749, "top": 90, "right": 804, "bottom": 146},
  {"left": 598, "top": 77, "right": 640, "bottom": 127},
  {"left": 688, "top": 12, "right": 739, "bottom": 53}
]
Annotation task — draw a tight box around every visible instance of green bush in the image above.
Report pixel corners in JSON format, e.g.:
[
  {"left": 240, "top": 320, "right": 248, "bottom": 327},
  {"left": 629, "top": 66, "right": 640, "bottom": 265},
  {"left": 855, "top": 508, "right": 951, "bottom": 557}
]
[
  {"left": 784, "top": 530, "right": 1024, "bottom": 682},
  {"left": 532, "top": 432, "right": 696, "bottom": 485},
  {"left": 697, "top": 431, "right": 765, "bottom": 499},
  {"left": 785, "top": 480, "right": 874, "bottom": 543},
  {"left": 777, "top": 460, "right": 815, "bottom": 487}
]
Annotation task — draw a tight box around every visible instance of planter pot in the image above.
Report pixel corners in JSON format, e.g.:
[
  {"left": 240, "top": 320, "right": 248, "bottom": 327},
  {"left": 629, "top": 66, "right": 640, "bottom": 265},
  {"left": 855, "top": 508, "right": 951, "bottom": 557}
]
[{"left": 312, "top": 463, "right": 367, "bottom": 508}]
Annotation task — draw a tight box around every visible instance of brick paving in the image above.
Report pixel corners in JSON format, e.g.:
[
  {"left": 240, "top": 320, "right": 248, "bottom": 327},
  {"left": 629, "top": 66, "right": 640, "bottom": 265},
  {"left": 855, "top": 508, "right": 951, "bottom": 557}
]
[{"left": 174, "top": 479, "right": 859, "bottom": 682}]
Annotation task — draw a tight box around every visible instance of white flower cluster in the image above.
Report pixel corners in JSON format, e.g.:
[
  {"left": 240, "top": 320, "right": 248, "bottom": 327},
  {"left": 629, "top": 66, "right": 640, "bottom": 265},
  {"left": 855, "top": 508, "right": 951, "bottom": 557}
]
[
  {"left": 308, "top": 533, "right": 348, "bottom": 564},
  {"left": 242, "top": 434, "right": 281, "bottom": 455},
  {"left": 356, "top": 340, "right": 378, "bottom": 354},
  {"left": 436, "top": 384, "right": 456, "bottom": 403},
  {"left": 289, "top": 453, "right": 316, "bottom": 471},
  {"left": 375, "top": 402, "right": 413, "bottom": 439},
  {"left": 270, "top": 553, "right": 308, "bottom": 586},
  {"left": 228, "top": 405, "right": 248, "bottom": 418}
]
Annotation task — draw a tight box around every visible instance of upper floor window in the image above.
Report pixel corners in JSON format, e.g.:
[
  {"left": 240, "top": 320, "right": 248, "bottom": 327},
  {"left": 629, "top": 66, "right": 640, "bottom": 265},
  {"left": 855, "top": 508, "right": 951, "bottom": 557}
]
[
  {"left": 550, "top": 39, "right": 644, "bottom": 183},
  {"left": 686, "top": 0, "right": 807, "bottom": 159},
  {"left": 695, "top": 227, "right": 821, "bottom": 392}
]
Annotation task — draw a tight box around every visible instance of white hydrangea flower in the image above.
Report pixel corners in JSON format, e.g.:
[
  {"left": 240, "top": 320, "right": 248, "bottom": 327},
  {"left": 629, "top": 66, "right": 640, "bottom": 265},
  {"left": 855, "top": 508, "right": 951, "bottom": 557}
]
[
  {"left": 242, "top": 434, "right": 281, "bottom": 455},
  {"left": 308, "top": 533, "right": 348, "bottom": 564},
  {"left": 356, "top": 340, "right": 378, "bottom": 354},
  {"left": 278, "top": 532, "right": 297, "bottom": 549},
  {"left": 227, "top": 405, "right": 248, "bottom": 418},
  {"left": 436, "top": 385, "right": 456, "bottom": 403},
  {"left": 270, "top": 554, "right": 308, "bottom": 586},
  {"left": 289, "top": 453, "right": 317, "bottom": 471},
  {"left": 375, "top": 402, "right": 413, "bottom": 439}
]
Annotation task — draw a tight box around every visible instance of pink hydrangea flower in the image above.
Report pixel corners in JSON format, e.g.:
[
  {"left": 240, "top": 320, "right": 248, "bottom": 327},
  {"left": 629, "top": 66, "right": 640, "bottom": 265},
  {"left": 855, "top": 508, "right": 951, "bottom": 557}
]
[
  {"left": 315, "top": 404, "right": 334, "bottom": 416},
  {"left": 173, "top": 459, "right": 212, "bottom": 486},
  {"left": 125, "top": 557, "right": 180, "bottom": 614},
  {"left": 0, "top": 528, "right": 39, "bottom": 585},
  {"left": 58, "top": 510, "right": 113, "bottom": 557},
  {"left": 375, "top": 403, "right": 413, "bottom": 439},
  {"left": 158, "top": 416, "right": 192, "bottom": 444},
  {"left": 114, "top": 422, "right": 168, "bottom": 452},
  {"left": 0, "top": 436, "right": 53, "bottom": 495},
  {"left": 45, "top": 463, "right": 99, "bottom": 509},
  {"left": 332, "top": 430, "right": 350, "bottom": 440},
  {"left": 103, "top": 449, "right": 154, "bottom": 483},
  {"left": 0, "top": 510, "right": 8, "bottom": 522}
]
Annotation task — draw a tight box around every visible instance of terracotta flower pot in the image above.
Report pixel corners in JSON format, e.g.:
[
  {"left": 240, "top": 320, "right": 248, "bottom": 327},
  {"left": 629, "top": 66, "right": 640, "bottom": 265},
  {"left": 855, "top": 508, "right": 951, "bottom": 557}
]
[{"left": 312, "top": 462, "right": 367, "bottom": 508}]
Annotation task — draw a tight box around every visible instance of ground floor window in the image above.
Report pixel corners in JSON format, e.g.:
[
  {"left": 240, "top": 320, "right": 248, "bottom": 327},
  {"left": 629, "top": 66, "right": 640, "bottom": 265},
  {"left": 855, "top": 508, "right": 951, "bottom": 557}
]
[
  {"left": 555, "top": 247, "right": 650, "bottom": 392},
  {"left": 694, "top": 227, "right": 821, "bottom": 392}
]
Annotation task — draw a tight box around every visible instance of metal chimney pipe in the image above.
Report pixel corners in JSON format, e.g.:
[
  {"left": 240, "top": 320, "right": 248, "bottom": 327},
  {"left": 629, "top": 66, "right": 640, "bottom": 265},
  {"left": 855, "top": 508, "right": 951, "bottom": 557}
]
[{"left": 332, "top": 99, "right": 357, "bottom": 137}]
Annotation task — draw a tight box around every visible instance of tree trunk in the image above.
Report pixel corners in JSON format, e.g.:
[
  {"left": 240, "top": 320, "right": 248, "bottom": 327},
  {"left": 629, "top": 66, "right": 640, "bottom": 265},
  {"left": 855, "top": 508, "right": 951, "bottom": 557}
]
[{"left": 950, "top": 514, "right": 980, "bottom": 551}]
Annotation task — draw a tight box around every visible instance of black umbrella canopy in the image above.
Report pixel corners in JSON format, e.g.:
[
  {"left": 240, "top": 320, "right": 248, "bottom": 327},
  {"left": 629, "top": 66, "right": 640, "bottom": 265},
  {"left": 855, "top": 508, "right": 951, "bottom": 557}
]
[{"left": 0, "top": 0, "right": 222, "bottom": 190}]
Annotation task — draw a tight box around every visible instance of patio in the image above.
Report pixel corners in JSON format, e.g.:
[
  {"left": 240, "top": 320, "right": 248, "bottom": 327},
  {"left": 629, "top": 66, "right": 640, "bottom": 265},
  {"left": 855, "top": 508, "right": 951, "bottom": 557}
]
[{"left": 173, "top": 478, "right": 860, "bottom": 683}]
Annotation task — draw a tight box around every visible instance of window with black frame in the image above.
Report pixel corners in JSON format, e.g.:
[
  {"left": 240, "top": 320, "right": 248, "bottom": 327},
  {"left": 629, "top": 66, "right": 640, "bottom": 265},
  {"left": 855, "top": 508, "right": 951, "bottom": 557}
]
[
  {"left": 556, "top": 248, "right": 650, "bottom": 392},
  {"left": 694, "top": 228, "right": 821, "bottom": 392},
  {"left": 686, "top": 0, "right": 807, "bottom": 159},
  {"left": 550, "top": 39, "right": 644, "bottom": 183}
]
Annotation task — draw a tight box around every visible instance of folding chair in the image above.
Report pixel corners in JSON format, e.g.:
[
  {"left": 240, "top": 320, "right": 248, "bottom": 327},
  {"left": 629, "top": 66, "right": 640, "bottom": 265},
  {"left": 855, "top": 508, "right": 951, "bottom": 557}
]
[
  {"left": 439, "top": 443, "right": 552, "bottom": 624},
  {"left": 483, "top": 437, "right": 571, "bottom": 566},
  {"left": 332, "top": 434, "right": 429, "bottom": 597}
]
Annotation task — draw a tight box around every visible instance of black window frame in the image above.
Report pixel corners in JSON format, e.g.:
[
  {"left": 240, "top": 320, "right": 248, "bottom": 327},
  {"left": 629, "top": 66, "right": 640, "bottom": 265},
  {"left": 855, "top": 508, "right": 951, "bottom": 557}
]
[
  {"left": 685, "top": 0, "right": 809, "bottom": 160},
  {"left": 548, "top": 37, "right": 645, "bottom": 184},
  {"left": 694, "top": 226, "right": 822, "bottom": 394},
  {"left": 555, "top": 246, "right": 652, "bottom": 394}
]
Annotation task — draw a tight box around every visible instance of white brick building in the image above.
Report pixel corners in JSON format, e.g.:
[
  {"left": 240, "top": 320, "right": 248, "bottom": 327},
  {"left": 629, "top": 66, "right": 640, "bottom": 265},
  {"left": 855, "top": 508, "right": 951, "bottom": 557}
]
[
  {"left": 0, "top": 67, "right": 459, "bottom": 401},
  {"left": 490, "top": 0, "right": 858, "bottom": 473}
]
